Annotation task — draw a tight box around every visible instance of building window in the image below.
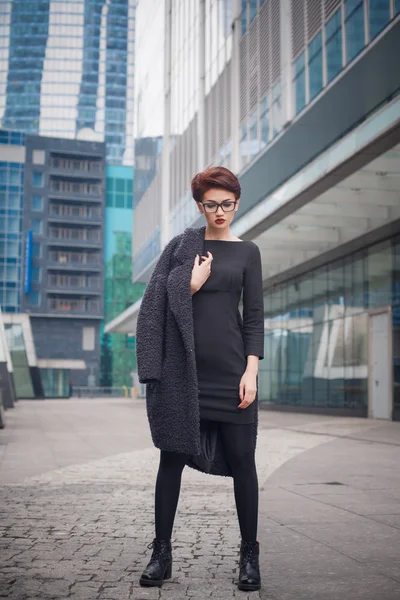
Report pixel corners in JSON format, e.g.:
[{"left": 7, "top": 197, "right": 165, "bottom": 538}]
[
  {"left": 82, "top": 326, "right": 95, "bottom": 351},
  {"left": 293, "top": 52, "right": 306, "bottom": 115},
  {"left": 28, "top": 290, "right": 40, "bottom": 306},
  {"left": 32, "top": 149, "right": 45, "bottom": 165},
  {"left": 345, "top": 0, "right": 365, "bottom": 63},
  {"left": 396, "top": 0, "right": 400, "bottom": 14},
  {"left": 325, "top": 8, "right": 343, "bottom": 83},
  {"left": 32, "top": 242, "right": 41, "bottom": 258},
  {"left": 31, "top": 219, "right": 42, "bottom": 235},
  {"left": 368, "top": 0, "right": 390, "bottom": 40},
  {"left": 32, "top": 172, "right": 44, "bottom": 187},
  {"left": 249, "top": 0, "right": 257, "bottom": 23},
  {"left": 5, "top": 290, "right": 18, "bottom": 306},
  {"left": 7, "top": 240, "right": 18, "bottom": 257},
  {"left": 8, "top": 192, "right": 21, "bottom": 209},
  {"left": 32, "top": 195, "right": 43, "bottom": 211},
  {"left": 31, "top": 266, "right": 41, "bottom": 283},
  {"left": 308, "top": 31, "right": 323, "bottom": 102},
  {"left": 241, "top": 0, "right": 247, "bottom": 35},
  {"left": 260, "top": 95, "right": 270, "bottom": 148}
]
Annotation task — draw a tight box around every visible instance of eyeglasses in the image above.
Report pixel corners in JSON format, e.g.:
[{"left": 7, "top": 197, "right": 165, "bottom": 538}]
[{"left": 201, "top": 200, "right": 237, "bottom": 213}]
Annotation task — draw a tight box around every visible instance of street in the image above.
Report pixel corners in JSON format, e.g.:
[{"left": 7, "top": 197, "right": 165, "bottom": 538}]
[{"left": 1, "top": 399, "right": 400, "bottom": 599}]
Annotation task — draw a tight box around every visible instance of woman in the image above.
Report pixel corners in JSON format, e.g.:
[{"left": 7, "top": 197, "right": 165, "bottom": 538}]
[{"left": 136, "top": 166, "right": 264, "bottom": 592}]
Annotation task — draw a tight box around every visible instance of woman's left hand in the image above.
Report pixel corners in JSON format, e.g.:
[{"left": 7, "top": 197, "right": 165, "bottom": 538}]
[{"left": 238, "top": 370, "right": 257, "bottom": 409}]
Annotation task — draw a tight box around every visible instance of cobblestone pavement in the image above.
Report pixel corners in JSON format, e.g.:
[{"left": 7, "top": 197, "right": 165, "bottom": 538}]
[{"left": 0, "top": 399, "right": 392, "bottom": 600}]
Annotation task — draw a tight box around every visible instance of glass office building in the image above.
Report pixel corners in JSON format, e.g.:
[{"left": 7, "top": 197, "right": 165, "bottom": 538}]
[
  {"left": 108, "top": 1, "right": 400, "bottom": 420},
  {"left": 261, "top": 237, "right": 400, "bottom": 418},
  {"left": 0, "top": 0, "right": 135, "bottom": 165},
  {"left": 0, "top": 129, "right": 25, "bottom": 312}
]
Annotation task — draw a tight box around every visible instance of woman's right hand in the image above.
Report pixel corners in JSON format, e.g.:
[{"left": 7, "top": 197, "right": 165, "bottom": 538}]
[{"left": 190, "top": 252, "right": 213, "bottom": 295}]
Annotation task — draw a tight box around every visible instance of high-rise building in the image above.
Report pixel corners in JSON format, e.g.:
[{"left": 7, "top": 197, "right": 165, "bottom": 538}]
[
  {"left": 0, "top": 130, "right": 106, "bottom": 397},
  {"left": 0, "top": 0, "right": 135, "bottom": 165},
  {"left": 0, "top": 0, "right": 139, "bottom": 390},
  {"left": 108, "top": 0, "right": 400, "bottom": 420}
]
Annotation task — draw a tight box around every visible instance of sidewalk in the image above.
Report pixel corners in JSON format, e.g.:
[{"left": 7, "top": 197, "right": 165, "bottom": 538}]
[{"left": 0, "top": 399, "right": 399, "bottom": 599}]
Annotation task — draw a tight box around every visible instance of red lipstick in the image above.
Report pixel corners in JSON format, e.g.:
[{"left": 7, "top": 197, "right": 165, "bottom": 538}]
[{"left": 215, "top": 218, "right": 225, "bottom": 224}]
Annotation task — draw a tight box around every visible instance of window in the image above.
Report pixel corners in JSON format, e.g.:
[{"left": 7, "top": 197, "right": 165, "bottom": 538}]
[
  {"left": 82, "top": 326, "right": 95, "bottom": 351},
  {"left": 7, "top": 240, "right": 18, "bottom": 257},
  {"left": 7, "top": 217, "right": 19, "bottom": 233},
  {"left": 241, "top": 0, "right": 247, "bottom": 35},
  {"left": 293, "top": 52, "right": 306, "bottom": 115},
  {"left": 115, "top": 194, "right": 125, "bottom": 208},
  {"left": 260, "top": 95, "right": 270, "bottom": 148},
  {"left": 32, "top": 172, "right": 44, "bottom": 187},
  {"left": 32, "top": 242, "right": 41, "bottom": 258},
  {"left": 345, "top": 0, "right": 365, "bottom": 63},
  {"left": 28, "top": 290, "right": 40, "bottom": 306},
  {"left": 308, "top": 32, "right": 323, "bottom": 102},
  {"left": 31, "top": 266, "right": 41, "bottom": 283},
  {"left": 396, "top": 0, "right": 400, "bottom": 14},
  {"left": 6, "top": 290, "right": 18, "bottom": 306},
  {"left": 32, "top": 219, "right": 42, "bottom": 235},
  {"left": 368, "top": 0, "right": 390, "bottom": 40},
  {"left": 32, "top": 149, "right": 45, "bottom": 165},
  {"left": 9, "top": 192, "right": 21, "bottom": 209},
  {"left": 326, "top": 9, "right": 343, "bottom": 83},
  {"left": 32, "top": 195, "right": 43, "bottom": 211}
]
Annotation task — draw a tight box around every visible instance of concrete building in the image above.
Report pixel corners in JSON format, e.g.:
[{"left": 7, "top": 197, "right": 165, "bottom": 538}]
[
  {"left": 0, "top": 130, "right": 106, "bottom": 396},
  {"left": 0, "top": 0, "right": 135, "bottom": 165},
  {"left": 0, "top": 0, "right": 141, "bottom": 389},
  {"left": 107, "top": 0, "right": 400, "bottom": 420}
]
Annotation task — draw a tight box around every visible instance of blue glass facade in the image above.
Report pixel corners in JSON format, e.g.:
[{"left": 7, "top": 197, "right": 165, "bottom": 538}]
[
  {"left": 293, "top": 0, "right": 397, "bottom": 116},
  {"left": 260, "top": 236, "right": 400, "bottom": 418},
  {"left": 0, "top": 130, "right": 25, "bottom": 312},
  {"left": 0, "top": 0, "right": 134, "bottom": 165}
]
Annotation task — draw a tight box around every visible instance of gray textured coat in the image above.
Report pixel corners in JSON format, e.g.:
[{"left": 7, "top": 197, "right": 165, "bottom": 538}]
[{"left": 136, "top": 225, "right": 258, "bottom": 477}]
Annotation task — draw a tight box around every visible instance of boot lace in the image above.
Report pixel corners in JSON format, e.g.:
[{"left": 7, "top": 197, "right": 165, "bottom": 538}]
[{"left": 241, "top": 541, "right": 259, "bottom": 568}]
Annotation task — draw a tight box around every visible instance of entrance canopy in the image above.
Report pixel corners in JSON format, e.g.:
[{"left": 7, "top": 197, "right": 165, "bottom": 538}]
[{"left": 233, "top": 96, "right": 400, "bottom": 285}]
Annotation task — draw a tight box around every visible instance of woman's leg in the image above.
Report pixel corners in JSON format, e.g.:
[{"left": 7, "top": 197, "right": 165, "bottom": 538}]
[
  {"left": 220, "top": 422, "right": 258, "bottom": 542},
  {"left": 154, "top": 450, "right": 188, "bottom": 540}
]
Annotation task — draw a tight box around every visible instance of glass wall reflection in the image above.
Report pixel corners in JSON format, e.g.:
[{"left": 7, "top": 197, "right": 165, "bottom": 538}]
[{"left": 260, "top": 236, "right": 400, "bottom": 415}]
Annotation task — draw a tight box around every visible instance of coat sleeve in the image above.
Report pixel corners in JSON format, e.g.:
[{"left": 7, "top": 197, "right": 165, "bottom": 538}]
[
  {"left": 136, "top": 236, "right": 180, "bottom": 384},
  {"left": 242, "top": 243, "right": 265, "bottom": 359}
]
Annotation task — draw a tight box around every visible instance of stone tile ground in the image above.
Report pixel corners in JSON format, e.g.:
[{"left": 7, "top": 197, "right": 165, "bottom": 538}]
[{"left": 0, "top": 400, "right": 399, "bottom": 600}]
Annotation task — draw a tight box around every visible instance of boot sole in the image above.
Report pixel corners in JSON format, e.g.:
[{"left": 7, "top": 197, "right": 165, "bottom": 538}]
[
  {"left": 139, "top": 573, "right": 171, "bottom": 588},
  {"left": 139, "top": 565, "right": 172, "bottom": 588},
  {"left": 238, "top": 582, "right": 261, "bottom": 591}
]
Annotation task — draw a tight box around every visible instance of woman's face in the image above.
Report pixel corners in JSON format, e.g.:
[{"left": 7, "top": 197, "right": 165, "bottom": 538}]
[{"left": 196, "top": 187, "right": 240, "bottom": 231}]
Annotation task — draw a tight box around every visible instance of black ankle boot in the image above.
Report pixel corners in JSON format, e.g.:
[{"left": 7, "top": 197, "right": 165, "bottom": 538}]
[
  {"left": 238, "top": 540, "right": 261, "bottom": 591},
  {"left": 139, "top": 539, "right": 172, "bottom": 587}
]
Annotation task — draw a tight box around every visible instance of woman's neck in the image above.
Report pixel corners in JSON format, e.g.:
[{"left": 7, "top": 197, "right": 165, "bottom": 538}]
[{"left": 204, "top": 226, "right": 237, "bottom": 241}]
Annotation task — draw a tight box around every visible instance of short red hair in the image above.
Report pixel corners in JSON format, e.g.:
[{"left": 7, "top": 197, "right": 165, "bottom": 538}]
[{"left": 191, "top": 166, "right": 241, "bottom": 203}]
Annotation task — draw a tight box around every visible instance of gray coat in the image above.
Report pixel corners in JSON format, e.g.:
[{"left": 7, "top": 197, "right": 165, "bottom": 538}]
[{"left": 136, "top": 225, "right": 258, "bottom": 477}]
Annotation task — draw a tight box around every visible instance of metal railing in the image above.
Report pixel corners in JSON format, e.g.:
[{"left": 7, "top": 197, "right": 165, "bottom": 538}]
[
  {"left": 50, "top": 180, "right": 102, "bottom": 195},
  {"left": 48, "top": 251, "right": 101, "bottom": 266},
  {"left": 49, "top": 204, "right": 102, "bottom": 218},
  {"left": 50, "top": 157, "right": 102, "bottom": 173},
  {"left": 48, "top": 274, "right": 101, "bottom": 289},
  {"left": 49, "top": 227, "right": 101, "bottom": 243},
  {"left": 48, "top": 298, "right": 101, "bottom": 312},
  {"left": 71, "top": 386, "right": 130, "bottom": 398}
]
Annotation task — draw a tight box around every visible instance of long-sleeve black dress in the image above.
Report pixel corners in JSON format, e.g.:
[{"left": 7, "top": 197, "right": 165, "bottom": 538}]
[{"left": 192, "top": 240, "right": 264, "bottom": 424}]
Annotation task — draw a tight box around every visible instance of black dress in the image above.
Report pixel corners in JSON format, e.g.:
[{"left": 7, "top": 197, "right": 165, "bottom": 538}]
[{"left": 192, "top": 240, "right": 264, "bottom": 424}]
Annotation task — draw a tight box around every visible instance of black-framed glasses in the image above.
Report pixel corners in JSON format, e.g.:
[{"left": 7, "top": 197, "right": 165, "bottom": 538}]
[{"left": 201, "top": 200, "right": 237, "bottom": 213}]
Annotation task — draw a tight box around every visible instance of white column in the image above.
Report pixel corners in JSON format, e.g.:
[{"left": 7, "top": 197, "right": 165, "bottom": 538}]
[
  {"left": 230, "top": 0, "right": 241, "bottom": 174},
  {"left": 280, "top": 0, "right": 294, "bottom": 127},
  {"left": 161, "top": 0, "right": 172, "bottom": 247},
  {"left": 198, "top": 0, "right": 206, "bottom": 170}
]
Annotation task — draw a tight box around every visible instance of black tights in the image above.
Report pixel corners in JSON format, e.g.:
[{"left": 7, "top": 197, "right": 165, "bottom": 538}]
[{"left": 154, "top": 421, "right": 258, "bottom": 542}]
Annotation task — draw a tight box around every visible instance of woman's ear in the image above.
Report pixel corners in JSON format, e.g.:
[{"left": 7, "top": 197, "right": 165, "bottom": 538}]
[
  {"left": 235, "top": 198, "right": 240, "bottom": 211},
  {"left": 196, "top": 201, "right": 204, "bottom": 214}
]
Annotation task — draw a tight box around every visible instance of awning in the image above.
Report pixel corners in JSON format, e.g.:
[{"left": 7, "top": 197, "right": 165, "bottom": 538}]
[
  {"left": 104, "top": 297, "right": 142, "bottom": 335},
  {"left": 36, "top": 359, "right": 86, "bottom": 370},
  {"left": 233, "top": 95, "right": 400, "bottom": 284}
]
